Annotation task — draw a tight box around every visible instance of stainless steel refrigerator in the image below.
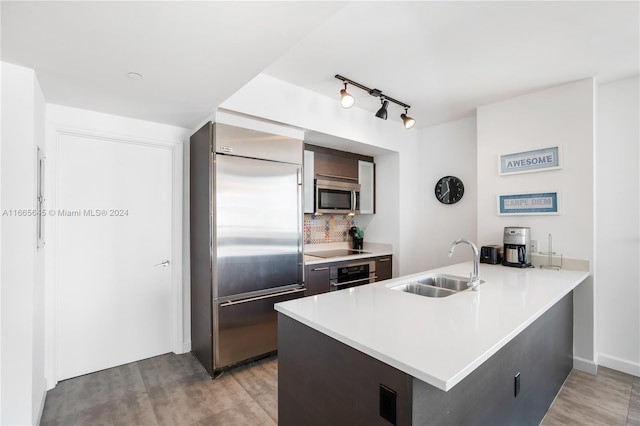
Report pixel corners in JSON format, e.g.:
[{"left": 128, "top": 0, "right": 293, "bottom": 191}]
[{"left": 190, "top": 122, "right": 305, "bottom": 376}]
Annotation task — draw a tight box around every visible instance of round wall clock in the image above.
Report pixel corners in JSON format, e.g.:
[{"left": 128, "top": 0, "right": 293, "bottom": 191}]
[{"left": 435, "top": 176, "right": 464, "bottom": 204}]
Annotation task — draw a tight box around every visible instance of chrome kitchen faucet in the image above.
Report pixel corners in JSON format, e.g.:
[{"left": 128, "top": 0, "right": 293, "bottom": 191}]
[{"left": 448, "top": 239, "right": 481, "bottom": 291}]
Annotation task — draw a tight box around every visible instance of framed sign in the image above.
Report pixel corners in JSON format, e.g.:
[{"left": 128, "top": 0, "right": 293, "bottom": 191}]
[
  {"left": 499, "top": 146, "right": 562, "bottom": 176},
  {"left": 498, "top": 192, "right": 559, "bottom": 215}
]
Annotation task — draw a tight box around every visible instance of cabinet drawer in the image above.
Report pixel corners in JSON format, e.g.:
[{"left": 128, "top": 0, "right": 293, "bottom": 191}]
[
  {"left": 305, "top": 265, "right": 331, "bottom": 296},
  {"left": 216, "top": 287, "right": 306, "bottom": 368},
  {"left": 375, "top": 256, "right": 393, "bottom": 282}
]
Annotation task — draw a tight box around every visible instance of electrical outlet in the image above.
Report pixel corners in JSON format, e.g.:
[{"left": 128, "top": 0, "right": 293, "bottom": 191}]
[
  {"left": 380, "top": 384, "right": 397, "bottom": 425},
  {"left": 531, "top": 240, "right": 538, "bottom": 253}
]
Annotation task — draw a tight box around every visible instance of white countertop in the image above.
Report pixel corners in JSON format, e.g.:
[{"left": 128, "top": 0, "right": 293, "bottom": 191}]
[{"left": 275, "top": 261, "right": 589, "bottom": 391}]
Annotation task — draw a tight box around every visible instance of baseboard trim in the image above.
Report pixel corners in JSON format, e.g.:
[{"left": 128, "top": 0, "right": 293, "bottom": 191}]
[
  {"left": 598, "top": 353, "right": 640, "bottom": 377},
  {"left": 573, "top": 356, "right": 598, "bottom": 375}
]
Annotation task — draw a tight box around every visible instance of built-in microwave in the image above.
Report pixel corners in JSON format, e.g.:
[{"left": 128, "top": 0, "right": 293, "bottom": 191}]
[{"left": 315, "top": 179, "right": 360, "bottom": 214}]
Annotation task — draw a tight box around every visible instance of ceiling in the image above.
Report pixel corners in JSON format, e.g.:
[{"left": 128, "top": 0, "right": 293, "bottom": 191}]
[{"left": 2, "top": 1, "right": 638, "bottom": 131}]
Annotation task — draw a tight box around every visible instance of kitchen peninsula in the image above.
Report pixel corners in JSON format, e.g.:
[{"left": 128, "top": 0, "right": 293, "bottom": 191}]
[{"left": 275, "top": 262, "right": 589, "bottom": 425}]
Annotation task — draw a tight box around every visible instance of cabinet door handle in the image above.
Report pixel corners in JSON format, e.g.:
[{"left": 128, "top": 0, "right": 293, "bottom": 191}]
[
  {"left": 312, "top": 266, "right": 329, "bottom": 271},
  {"left": 378, "top": 258, "right": 391, "bottom": 262}
]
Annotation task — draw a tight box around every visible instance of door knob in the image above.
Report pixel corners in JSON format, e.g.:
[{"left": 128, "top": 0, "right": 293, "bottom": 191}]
[{"left": 155, "top": 260, "right": 170, "bottom": 267}]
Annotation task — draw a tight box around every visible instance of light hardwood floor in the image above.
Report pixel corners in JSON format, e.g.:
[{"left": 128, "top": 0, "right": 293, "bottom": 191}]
[
  {"left": 41, "top": 352, "right": 639, "bottom": 425},
  {"left": 41, "top": 353, "right": 278, "bottom": 425},
  {"left": 542, "top": 366, "right": 639, "bottom": 426}
]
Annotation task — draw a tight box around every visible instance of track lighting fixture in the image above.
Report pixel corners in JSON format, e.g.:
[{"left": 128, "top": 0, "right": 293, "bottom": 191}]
[
  {"left": 375, "top": 99, "right": 389, "bottom": 120},
  {"left": 401, "top": 108, "right": 416, "bottom": 129},
  {"left": 335, "top": 74, "right": 416, "bottom": 129},
  {"left": 340, "top": 83, "right": 355, "bottom": 109}
]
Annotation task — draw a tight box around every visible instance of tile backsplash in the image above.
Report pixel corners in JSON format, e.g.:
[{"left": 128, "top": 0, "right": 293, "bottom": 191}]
[{"left": 304, "top": 214, "right": 358, "bottom": 245}]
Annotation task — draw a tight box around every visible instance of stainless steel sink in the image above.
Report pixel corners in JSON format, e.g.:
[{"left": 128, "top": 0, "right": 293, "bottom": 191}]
[
  {"left": 391, "top": 274, "right": 484, "bottom": 298},
  {"left": 417, "top": 274, "right": 484, "bottom": 291},
  {"left": 399, "top": 282, "right": 457, "bottom": 298}
]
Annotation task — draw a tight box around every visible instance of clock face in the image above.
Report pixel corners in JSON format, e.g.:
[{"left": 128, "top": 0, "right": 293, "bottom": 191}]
[{"left": 435, "top": 176, "right": 464, "bottom": 204}]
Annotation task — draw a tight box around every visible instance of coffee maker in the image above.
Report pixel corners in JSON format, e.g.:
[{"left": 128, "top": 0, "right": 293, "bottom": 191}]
[{"left": 502, "top": 226, "right": 531, "bottom": 268}]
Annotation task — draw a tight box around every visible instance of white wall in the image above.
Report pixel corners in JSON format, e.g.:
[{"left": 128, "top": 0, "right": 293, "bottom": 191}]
[
  {"left": 595, "top": 76, "right": 640, "bottom": 376},
  {"left": 32, "top": 64, "right": 47, "bottom": 423},
  {"left": 477, "top": 79, "right": 595, "bottom": 258},
  {"left": 0, "top": 62, "right": 47, "bottom": 425},
  {"left": 358, "top": 152, "right": 401, "bottom": 276},
  {"left": 413, "top": 117, "right": 477, "bottom": 271},
  {"left": 1, "top": 54, "right": 3, "bottom": 426},
  {"left": 477, "top": 79, "right": 596, "bottom": 371}
]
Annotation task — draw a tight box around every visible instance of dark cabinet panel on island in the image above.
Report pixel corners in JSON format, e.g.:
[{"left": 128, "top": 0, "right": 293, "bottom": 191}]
[
  {"left": 278, "top": 292, "right": 573, "bottom": 426},
  {"left": 278, "top": 313, "right": 413, "bottom": 426}
]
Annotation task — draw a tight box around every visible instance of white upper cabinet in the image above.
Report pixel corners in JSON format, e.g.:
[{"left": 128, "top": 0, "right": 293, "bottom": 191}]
[
  {"left": 303, "top": 150, "right": 315, "bottom": 213},
  {"left": 358, "top": 160, "right": 375, "bottom": 214}
]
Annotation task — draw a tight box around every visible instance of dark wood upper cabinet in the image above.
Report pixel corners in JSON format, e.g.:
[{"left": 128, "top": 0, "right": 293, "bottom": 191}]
[
  {"left": 305, "top": 144, "right": 373, "bottom": 182},
  {"left": 313, "top": 150, "right": 358, "bottom": 181},
  {"left": 304, "top": 264, "right": 331, "bottom": 296}
]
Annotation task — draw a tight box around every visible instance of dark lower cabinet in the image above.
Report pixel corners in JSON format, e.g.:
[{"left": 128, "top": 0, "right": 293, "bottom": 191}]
[
  {"left": 305, "top": 265, "right": 330, "bottom": 296},
  {"left": 375, "top": 256, "right": 393, "bottom": 281},
  {"left": 278, "top": 292, "right": 573, "bottom": 426}
]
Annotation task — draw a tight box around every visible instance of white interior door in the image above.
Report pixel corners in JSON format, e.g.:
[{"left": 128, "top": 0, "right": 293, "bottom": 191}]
[{"left": 57, "top": 133, "right": 174, "bottom": 380}]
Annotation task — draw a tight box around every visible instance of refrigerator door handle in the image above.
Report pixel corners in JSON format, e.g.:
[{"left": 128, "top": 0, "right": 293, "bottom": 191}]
[
  {"left": 219, "top": 287, "right": 306, "bottom": 308},
  {"left": 297, "top": 166, "right": 304, "bottom": 283}
]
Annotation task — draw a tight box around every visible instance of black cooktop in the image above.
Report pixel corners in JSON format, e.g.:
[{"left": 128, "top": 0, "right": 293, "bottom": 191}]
[{"left": 307, "top": 249, "right": 370, "bottom": 259}]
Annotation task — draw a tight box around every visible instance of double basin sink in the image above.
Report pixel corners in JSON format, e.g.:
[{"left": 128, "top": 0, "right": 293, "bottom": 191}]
[{"left": 391, "top": 274, "right": 484, "bottom": 298}]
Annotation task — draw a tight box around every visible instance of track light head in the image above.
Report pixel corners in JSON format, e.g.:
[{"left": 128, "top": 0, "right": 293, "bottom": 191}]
[
  {"left": 401, "top": 108, "right": 416, "bottom": 129},
  {"left": 375, "top": 99, "right": 389, "bottom": 120},
  {"left": 340, "top": 83, "right": 355, "bottom": 109}
]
